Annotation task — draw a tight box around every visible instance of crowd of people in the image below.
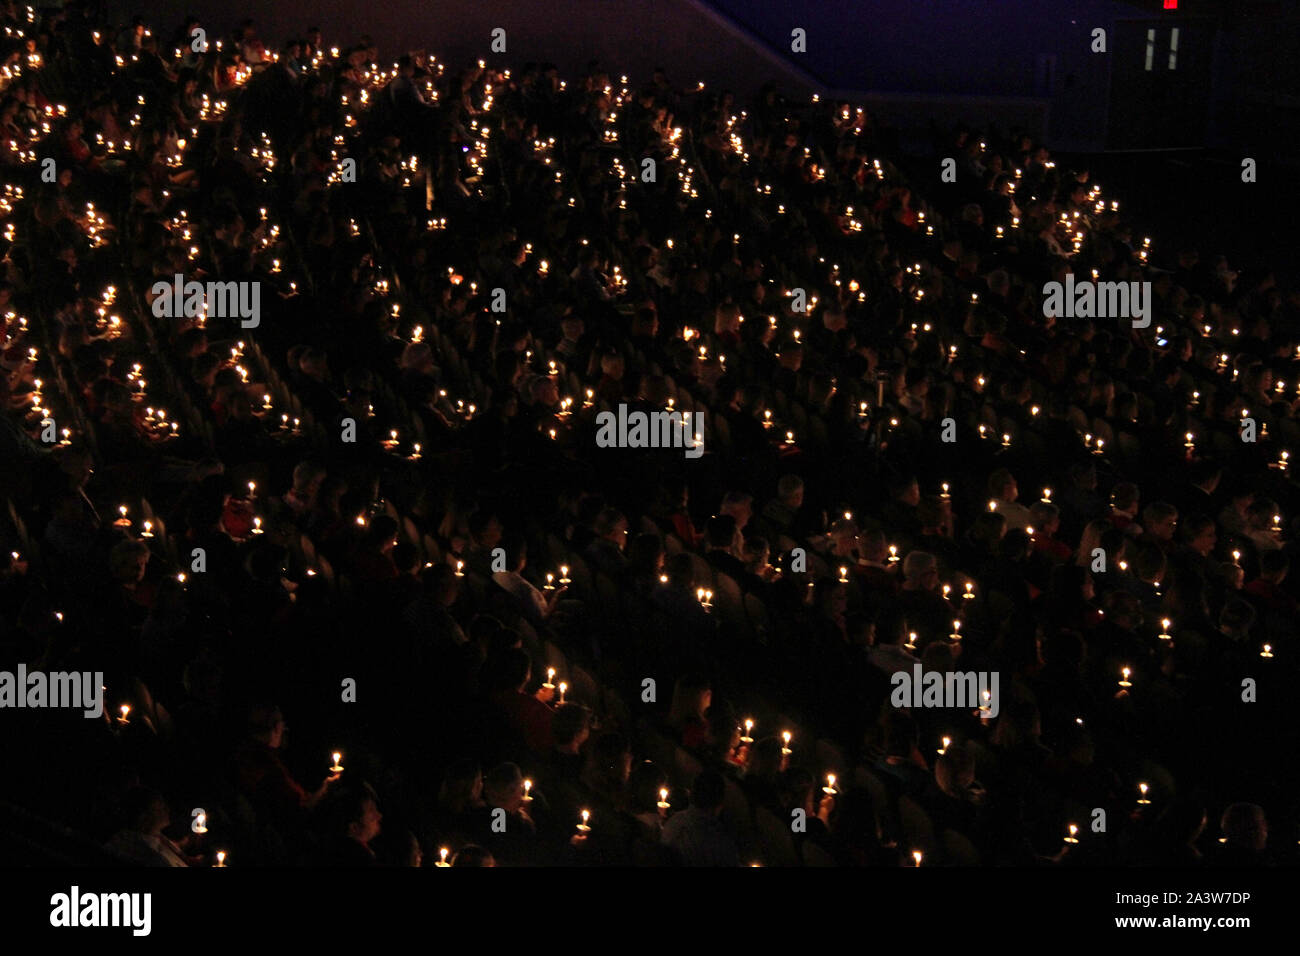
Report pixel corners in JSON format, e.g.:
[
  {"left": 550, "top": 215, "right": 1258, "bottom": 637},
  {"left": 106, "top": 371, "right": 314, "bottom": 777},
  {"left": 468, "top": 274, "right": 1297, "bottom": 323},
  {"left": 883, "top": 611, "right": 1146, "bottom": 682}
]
[{"left": 0, "top": 2, "right": 1294, "bottom": 867}]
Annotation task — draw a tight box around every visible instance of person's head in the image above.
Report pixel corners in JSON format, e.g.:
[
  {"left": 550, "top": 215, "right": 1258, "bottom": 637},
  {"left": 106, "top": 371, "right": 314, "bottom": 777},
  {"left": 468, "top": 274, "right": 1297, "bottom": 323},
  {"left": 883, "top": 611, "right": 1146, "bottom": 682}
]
[
  {"left": 1134, "top": 543, "right": 1167, "bottom": 585},
  {"left": 720, "top": 491, "right": 753, "bottom": 531},
  {"left": 706, "top": 514, "right": 740, "bottom": 554},
  {"left": 291, "top": 460, "right": 327, "bottom": 499},
  {"left": 1111, "top": 482, "right": 1140, "bottom": 517},
  {"left": 337, "top": 788, "right": 382, "bottom": 846},
  {"left": 438, "top": 759, "right": 483, "bottom": 812},
  {"left": 690, "top": 769, "right": 726, "bottom": 815},
  {"left": 553, "top": 703, "right": 592, "bottom": 752},
  {"left": 248, "top": 704, "right": 287, "bottom": 749},
  {"left": 109, "top": 540, "right": 150, "bottom": 585},
  {"left": 935, "top": 744, "right": 975, "bottom": 797},
  {"left": 1029, "top": 501, "right": 1060, "bottom": 536},
  {"left": 883, "top": 711, "right": 918, "bottom": 759},
  {"left": 669, "top": 674, "right": 712, "bottom": 723},
  {"left": 1220, "top": 803, "right": 1267, "bottom": 851},
  {"left": 587, "top": 731, "right": 633, "bottom": 790},
  {"left": 593, "top": 508, "right": 629, "bottom": 548},
  {"left": 468, "top": 510, "right": 505, "bottom": 550},
  {"left": 902, "top": 551, "right": 938, "bottom": 590},
  {"left": 777, "top": 474, "right": 804, "bottom": 508},
  {"left": 988, "top": 468, "right": 1018, "bottom": 502},
  {"left": 452, "top": 844, "right": 496, "bottom": 867},
  {"left": 1258, "top": 549, "right": 1289, "bottom": 585},
  {"left": 891, "top": 474, "right": 920, "bottom": 507},
  {"left": 483, "top": 762, "right": 526, "bottom": 813},
  {"left": 121, "top": 786, "right": 170, "bottom": 835},
  {"left": 1143, "top": 501, "right": 1178, "bottom": 542},
  {"left": 1219, "top": 598, "right": 1256, "bottom": 640},
  {"left": 1183, "top": 514, "right": 1216, "bottom": 556}
]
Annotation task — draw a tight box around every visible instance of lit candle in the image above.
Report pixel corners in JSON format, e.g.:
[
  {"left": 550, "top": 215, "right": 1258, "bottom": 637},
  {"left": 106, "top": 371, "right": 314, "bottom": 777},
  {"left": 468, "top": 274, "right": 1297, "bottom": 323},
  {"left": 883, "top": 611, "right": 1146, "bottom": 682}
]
[
  {"left": 658, "top": 788, "right": 671, "bottom": 810},
  {"left": 1261, "top": 644, "right": 1274, "bottom": 659},
  {"left": 1160, "top": 619, "right": 1171, "bottom": 640},
  {"left": 1118, "top": 666, "right": 1132, "bottom": 689},
  {"left": 1231, "top": 550, "right": 1241, "bottom": 566},
  {"left": 1137, "top": 782, "right": 1150, "bottom": 805},
  {"left": 140, "top": 521, "right": 153, "bottom": 538},
  {"left": 115, "top": 505, "right": 131, "bottom": 528},
  {"left": 330, "top": 752, "right": 344, "bottom": 773},
  {"left": 823, "top": 774, "right": 838, "bottom": 796},
  {"left": 251, "top": 517, "right": 263, "bottom": 535},
  {"left": 215, "top": 851, "right": 227, "bottom": 867},
  {"left": 544, "top": 573, "right": 555, "bottom": 591},
  {"left": 558, "top": 682, "right": 567, "bottom": 704},
  {"left": 544, "top": 667, "right": 556, "bottom": 691},
  {"left": 1064, "top": 824, "right": 1079, "bottom": 844},
  {"left": 781, "top": 731, "right": 792, "bottom": 756},
  {"left": 117, "top": 704, "right": 131, "bottom": 724},
  {"left": 963, "top": 582, "right": 975, "bottom": 601},
  {"left": 912, "top": 850, "right": 923, "bottom": 867},
  {"left": 559, "top": 565, "right": 571, "bottom": 585},
  {"left": 978, "top": 690, "right": 992, "bottom": 719},
  {"left": 455, "top": 560, "right": 464, "bottom": 577},
  {"left": 523, "top": 779, "right": 533, "bottom": 803},
  {"left": 1041, "top": 487, "right": 1052, "bottom": 503},
  {"left": 194, "top": 813, "right": 207, "bottom": 834},
  {"left": 937, "top": 736, "right": 950, "bottom": 756},
  {"left": 435, "top": 847, "right": 450, "bottom": 866},
  {"left": 905, "top": 631, "right": 918, "bottom": 651},
  {"left": 839, "top": 566, "right": 849, "bottom": 583},
  {"left": 888, "top": 545, "right": 899, "bottom": 565},
  {"left": 740, "top": 718, "right": 754, "bottom": 744},
  {"left": 248, "top": 481, "right": 256, "bottom": 499},
  {"left": 576, "top": 809, "right": 591, "bottom": 834},
  {"left": 950, "top": 620, "right": 962, "bottom": 642}
]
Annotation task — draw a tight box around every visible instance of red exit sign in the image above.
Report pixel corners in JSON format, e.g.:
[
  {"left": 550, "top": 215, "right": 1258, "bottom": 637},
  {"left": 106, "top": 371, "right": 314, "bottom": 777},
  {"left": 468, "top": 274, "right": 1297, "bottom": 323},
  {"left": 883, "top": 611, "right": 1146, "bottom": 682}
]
[{"left": 1163, "top": 0, "right": 1177, "bottom": 8}]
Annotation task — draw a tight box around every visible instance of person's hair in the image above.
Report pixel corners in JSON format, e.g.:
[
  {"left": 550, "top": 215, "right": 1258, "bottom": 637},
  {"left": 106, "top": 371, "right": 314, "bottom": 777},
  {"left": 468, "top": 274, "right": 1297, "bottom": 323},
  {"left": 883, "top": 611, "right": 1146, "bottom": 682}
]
[
  {"left": 1259, "top": 549, "right": 1289, "bottom": 578},
  {"left": 109, "top": 540, "right": 150, "bottom": 582},
  {"left": 1133, "top": 543, "right": 1166, "bottom": 581},
  {"left": 1029, "top": 501, "right": 1059, "bottom": 527},
  {"left": 328, "top": 786, "right": 378, "bottom": 836},
  {"left": 706, "top": 514, "right": 737, "bottom": 550},
  {"left": 452, "top": 844, "right": 495, "bottom": 866},
  {"left": 917, "top": 496, "right": 945, "bottom": 529},
  {"left": 777, "top": 474, "right": 803, "bottom": 500},
  {"left": 1142, "top": 501, "right": 1178, "bottom": 526},
  {"left": 437, "top": 759, "right": 481, "bottom": 813},
  {"left": 987, "top": 468, "right": 1015, "bottom": 498},
  {"left": 292, "top": 460, "right": 326, "bottom": 492},
  {"left": 1219, "top": 802, "right": 1266, "bottom": 849},
  {"left": 593, "top": 507, "right": 625, "bottom": 537},
  {"left": 1219, "top": 598, "right": 1256, "bottom": 635},
  {"left": 668, "top": 674, "right": 710, "bottom": 725},
  {"left": 902, "top": 550, "right": 936, "bottom": 583},
  {"left": 120, "top": 786, "right": 168, "bottom": 831},
  {"left": 1182, "top": 514, "right": 1214, "bottom": 541},
  {"left": 492, "top": 646, "right": 532, "bottom": 691},
  {"left": 1111, "top": 482, "right": 1139, "bottom": 511},
  {"left": 483, "top": 762, "right": 522, "bottom": 800},
  {"left": 552, "top": 702, "right": 591, "bottom": 747},
  {"left": 883, "top": 711, "right": 917, "bottom": 757},
  {"left": 690, "top": 769, "right": 726, "bottom": 812}
]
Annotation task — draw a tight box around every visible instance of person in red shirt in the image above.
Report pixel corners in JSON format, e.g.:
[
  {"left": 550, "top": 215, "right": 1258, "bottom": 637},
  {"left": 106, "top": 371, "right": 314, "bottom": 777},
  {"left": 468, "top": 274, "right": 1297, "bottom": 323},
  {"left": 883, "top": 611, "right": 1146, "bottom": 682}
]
[
  {"left": 233, "top": 705, "right": 339, "bottom": 831},
  {"left": 487, "top": 647, "right": 557, "bottom": 756}
]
